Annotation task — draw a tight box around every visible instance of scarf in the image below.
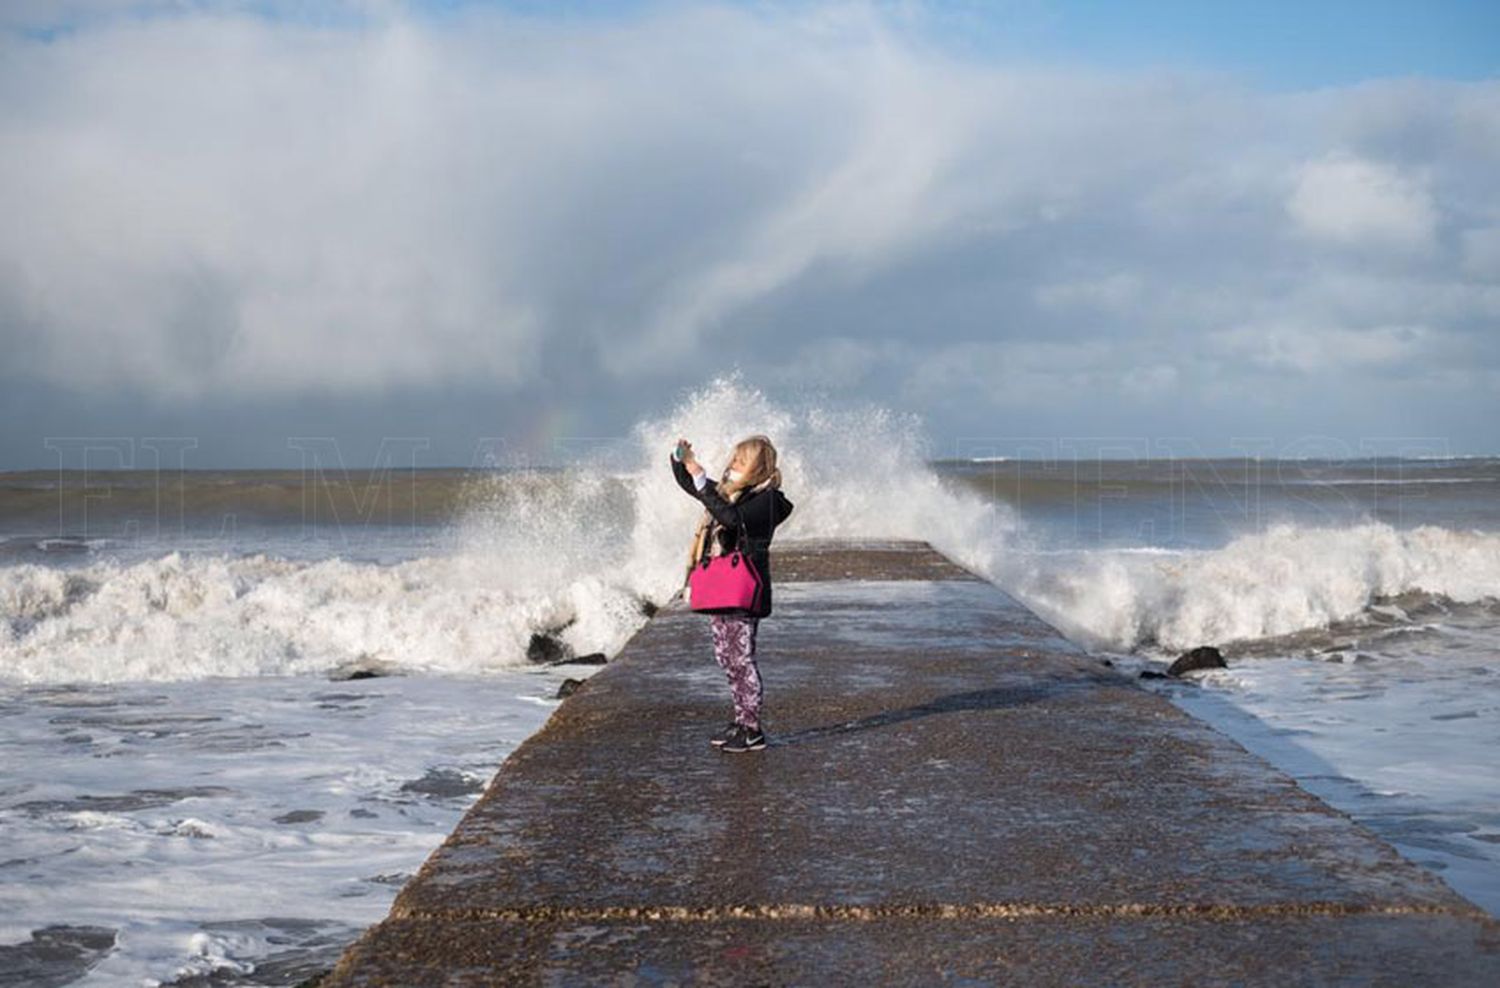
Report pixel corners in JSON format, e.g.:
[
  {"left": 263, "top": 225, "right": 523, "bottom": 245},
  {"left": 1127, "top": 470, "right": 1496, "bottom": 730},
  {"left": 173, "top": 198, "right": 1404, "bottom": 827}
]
[{"left": 685, "top": 473, "right": 777, "bottom": 576}]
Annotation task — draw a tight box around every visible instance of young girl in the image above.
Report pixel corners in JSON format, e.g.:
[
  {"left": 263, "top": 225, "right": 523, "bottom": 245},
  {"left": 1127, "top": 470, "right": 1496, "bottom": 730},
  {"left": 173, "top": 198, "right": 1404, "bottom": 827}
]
[{"left": 670, "top": 434, "right": 795, "bottom": 753}]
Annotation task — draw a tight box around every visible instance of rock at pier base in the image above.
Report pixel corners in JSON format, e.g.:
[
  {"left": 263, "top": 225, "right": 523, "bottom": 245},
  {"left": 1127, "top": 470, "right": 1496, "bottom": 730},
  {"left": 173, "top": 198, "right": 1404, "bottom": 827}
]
[{"left": 1166, "top": 645, "right": 1228, "bottom": 677}]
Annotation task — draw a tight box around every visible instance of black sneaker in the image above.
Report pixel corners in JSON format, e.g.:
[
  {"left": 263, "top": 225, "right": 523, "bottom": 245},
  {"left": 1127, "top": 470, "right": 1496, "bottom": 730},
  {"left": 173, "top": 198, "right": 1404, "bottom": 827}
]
[
  {"left": 720, "top": 724, "right": 766, "bottom": 753},
  {"left": 708, "top": 720, "right": 739, "bottom": 747}
]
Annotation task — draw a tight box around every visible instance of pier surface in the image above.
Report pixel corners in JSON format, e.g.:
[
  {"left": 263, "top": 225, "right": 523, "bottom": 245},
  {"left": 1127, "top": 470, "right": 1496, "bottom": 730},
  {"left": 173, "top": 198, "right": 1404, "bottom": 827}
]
[{"left": 327, "top": 539, "right": 1500, "bottom": 986}]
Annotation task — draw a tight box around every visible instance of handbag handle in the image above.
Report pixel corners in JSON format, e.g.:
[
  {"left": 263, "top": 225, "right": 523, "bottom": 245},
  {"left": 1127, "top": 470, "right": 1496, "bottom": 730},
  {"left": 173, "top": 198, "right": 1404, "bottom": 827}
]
[{"left": 698, "top": 501, "right": 750, "bottom": 566}]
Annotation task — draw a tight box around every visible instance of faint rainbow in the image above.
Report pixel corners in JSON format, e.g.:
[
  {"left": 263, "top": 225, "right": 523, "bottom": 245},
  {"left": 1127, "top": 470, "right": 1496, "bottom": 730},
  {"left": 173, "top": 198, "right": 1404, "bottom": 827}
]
[{"left": 524, "top": 405, "right": 590, "bottom": 466}]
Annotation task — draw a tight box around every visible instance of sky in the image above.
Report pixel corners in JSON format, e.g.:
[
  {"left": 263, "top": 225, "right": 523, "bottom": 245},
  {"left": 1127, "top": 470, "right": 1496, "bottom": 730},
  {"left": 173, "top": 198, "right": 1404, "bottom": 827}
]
[{"left": 2, "top": 0, "right": 1497, "bottom": 467}]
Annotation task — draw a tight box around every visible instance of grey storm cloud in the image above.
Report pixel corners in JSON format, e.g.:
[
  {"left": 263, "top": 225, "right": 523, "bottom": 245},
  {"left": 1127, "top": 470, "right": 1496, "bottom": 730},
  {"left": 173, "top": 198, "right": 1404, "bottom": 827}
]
[{"left": 1, "top": 0, "right": 1497, "bottom": 455}]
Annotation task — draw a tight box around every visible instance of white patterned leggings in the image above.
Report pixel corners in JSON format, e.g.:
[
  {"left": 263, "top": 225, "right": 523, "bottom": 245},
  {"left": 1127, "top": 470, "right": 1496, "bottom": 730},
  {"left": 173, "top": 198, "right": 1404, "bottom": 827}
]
[{"left": 709, "top": 614, "right": 762, "bottom": 730}]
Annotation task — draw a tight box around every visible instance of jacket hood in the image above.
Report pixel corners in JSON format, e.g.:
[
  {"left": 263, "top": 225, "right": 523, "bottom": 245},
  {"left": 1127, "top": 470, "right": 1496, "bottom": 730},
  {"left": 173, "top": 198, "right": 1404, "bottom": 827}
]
[{"left": 771, "top": 489, "right": 794, "bottom": 525}]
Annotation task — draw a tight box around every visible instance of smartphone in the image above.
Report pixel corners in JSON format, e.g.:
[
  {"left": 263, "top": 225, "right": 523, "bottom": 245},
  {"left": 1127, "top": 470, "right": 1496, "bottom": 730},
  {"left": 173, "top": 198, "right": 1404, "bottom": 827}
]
[{"left": 673, "top": 441, "right": 687, "bottom": 462}]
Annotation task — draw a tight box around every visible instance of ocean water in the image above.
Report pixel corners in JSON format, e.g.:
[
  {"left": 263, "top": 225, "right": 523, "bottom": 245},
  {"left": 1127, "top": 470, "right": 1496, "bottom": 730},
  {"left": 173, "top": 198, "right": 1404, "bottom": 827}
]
[{"left": 3, "top": 377, "right": 1498, "bottom": 983}]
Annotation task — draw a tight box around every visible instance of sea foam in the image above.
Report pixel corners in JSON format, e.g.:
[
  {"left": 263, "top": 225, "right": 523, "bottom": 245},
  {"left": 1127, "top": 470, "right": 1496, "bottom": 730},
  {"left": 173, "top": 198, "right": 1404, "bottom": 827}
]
[{"left": 994, "top": 521, "right": 1500, "bottom": 654}]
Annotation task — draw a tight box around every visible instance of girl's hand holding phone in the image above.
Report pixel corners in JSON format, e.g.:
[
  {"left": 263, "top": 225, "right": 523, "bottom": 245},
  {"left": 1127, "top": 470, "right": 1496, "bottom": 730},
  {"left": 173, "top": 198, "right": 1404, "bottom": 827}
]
[{"left": 674, "top": 438, "right": 701, "bottom": 473}]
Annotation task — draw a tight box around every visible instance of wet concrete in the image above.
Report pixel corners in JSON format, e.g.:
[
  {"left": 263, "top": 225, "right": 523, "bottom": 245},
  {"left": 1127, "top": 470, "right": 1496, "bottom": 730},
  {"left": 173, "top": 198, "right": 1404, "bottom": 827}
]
[{"left": 326, "top": 539, "right": 1500, "bottom": 986}]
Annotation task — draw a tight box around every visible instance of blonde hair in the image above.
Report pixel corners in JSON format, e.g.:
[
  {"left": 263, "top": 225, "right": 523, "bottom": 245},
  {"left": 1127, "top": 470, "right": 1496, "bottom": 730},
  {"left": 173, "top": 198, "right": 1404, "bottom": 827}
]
[
  {"left": 685, "top": 434, "right": 782, "bottom": 572},
  {"left": 717, "top": 434, "right": 782, "bottom": 497}
]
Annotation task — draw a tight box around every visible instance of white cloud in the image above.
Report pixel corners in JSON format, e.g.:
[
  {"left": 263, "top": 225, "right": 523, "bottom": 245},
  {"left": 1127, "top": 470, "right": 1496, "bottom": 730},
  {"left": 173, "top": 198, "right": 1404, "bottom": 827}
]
[
  {"left": 1034, "top": 273, "right": 1143, "bottom": 313},
  {"left": 2, "top": 11, "right": 548, "bottom": 400},
  {"left": 0, "top": 0, "right": 1495, "bottom": 440},
  {"left": 1286, "top": 152, "right": 1437, "bottom": 251},
  {"left": 0, "top": 0, "right": 387, "bottom": 28},
  {"left": 1461, "top": 227, "right": 1500, "bottom": 279},
  {"left": 898, "top": 338, "right": 1183, "bottom": 409},
  {"left": 1209, "top": 323, "right": 1448, "bottom": 375}
]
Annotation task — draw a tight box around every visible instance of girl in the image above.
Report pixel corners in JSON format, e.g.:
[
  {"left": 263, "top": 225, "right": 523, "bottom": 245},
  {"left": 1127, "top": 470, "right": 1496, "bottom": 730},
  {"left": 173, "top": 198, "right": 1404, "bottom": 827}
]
[{"left": 670, "top": 434, "right": 795, "bottom": 753}]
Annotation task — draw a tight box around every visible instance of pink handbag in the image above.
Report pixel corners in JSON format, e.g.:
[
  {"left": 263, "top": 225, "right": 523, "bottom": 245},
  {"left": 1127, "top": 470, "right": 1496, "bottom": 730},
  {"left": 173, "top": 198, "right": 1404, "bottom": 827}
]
[{"left": 688, "top": 516, "right": 764, "bottom": 614}]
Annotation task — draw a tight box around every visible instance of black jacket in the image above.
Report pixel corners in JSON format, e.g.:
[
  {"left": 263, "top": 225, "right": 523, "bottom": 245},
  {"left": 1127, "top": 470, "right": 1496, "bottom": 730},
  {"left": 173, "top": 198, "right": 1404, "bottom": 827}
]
[{"left": 671, "top": 455, "right": 794, "bottom": 618}]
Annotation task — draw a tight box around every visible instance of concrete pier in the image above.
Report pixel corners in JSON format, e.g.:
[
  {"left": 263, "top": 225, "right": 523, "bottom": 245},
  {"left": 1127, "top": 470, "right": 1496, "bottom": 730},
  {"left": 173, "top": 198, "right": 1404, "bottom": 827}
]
[{"left": 326, "top": 540, "right": 1500, "bottom": 986}]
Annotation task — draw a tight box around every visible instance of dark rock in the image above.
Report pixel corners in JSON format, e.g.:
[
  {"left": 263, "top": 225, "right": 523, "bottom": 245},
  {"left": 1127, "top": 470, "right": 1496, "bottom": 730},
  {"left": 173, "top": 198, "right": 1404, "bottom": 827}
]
[
  {"left": 329, "top": 655, "right": 400, "bottom": 680},
  {"left": 526, "top": 632, "right": 572, "bottom": 664},
  {"left": 525, "top": 617, "right": 580, "bottom": 664},
  {"left": 1139, "top": 670, "right": 1169, "bottom": 680},
  {"left": 274, "top": 809, "right": 325, "bottom": 825},
  {"left": 15, "top": 786, "right": 232, "bottom": 815},
  {"left": 1099, "top": 658, "right": 1114, "bottom": 667},
  {"left": 550, "top": 651, "right": 607, "bottom": 666},
  {"left": 400, "top": 768, "right": 484, "bottom": 799},
  {"left": 1166, "top": 646, "right": 1227, "bottom": 677},
  {"left": 556, "top": 678, "right": 584, "bottom": 699},
  {"left": 0, "top": 925, "right": 117, "bottom": 987}
]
